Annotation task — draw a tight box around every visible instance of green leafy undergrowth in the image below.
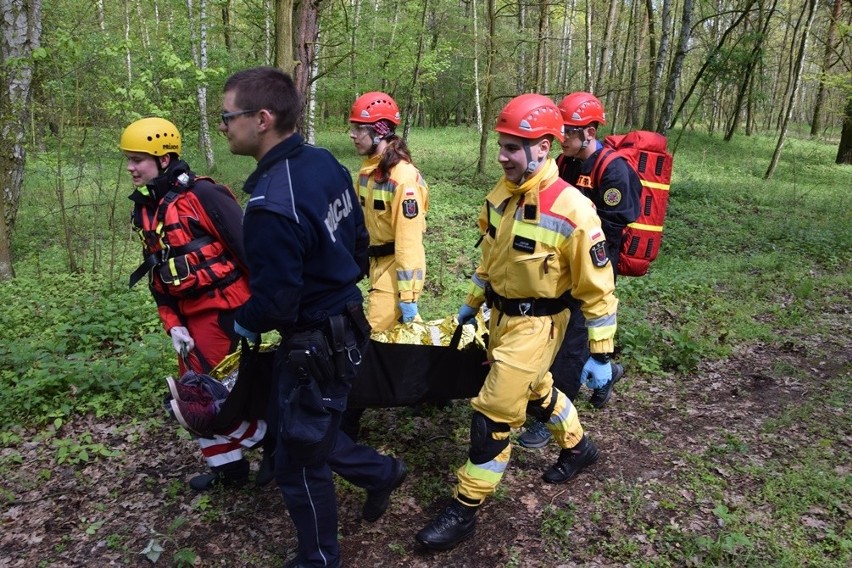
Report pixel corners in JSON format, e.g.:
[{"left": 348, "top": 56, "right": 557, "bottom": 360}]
[{"left": 0, "top": 273, "right": 170, "bottom": 426}]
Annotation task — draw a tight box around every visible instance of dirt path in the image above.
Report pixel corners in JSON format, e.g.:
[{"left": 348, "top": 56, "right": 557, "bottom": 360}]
[{"left": 2, "top": 319, "right": 850, "bottom": 567}]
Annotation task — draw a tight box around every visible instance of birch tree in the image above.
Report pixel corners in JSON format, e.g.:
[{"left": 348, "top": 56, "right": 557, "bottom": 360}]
[
  {"left": 643, "top": 0, "right": 672, "bottom": 131},
  {"left": 472, "top": 0, "right": 483, "bottom": 133},
  {"left": 187, "top": 0, "right": 215, "bottom": 170},
  {"left": 659, "top": 0, "right": 695, "bottom": 134},
  {"left": 0, "top": 0, "right": 42, "bottom": 280}
]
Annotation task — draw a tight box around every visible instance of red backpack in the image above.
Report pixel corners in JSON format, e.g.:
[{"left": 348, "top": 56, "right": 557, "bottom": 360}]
[{"left": 589, "top": 131, "right": 673, "bottom": 277}]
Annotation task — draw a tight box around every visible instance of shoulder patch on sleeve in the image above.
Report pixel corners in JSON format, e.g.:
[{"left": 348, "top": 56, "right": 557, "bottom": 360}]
[
  {"left": 590, "top": 241, "right": 610, "bottom": 268},
  {"left": 603, "top": 187, "right": 622, "bottom": 206},
  {"left": 402, "top": 198, "right": 419, "bottom": 219}
]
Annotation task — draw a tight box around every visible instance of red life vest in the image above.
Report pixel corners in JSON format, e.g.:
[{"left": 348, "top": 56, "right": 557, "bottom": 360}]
[{"left": 130, "top": 177, "right": 244, "bottom": 299}]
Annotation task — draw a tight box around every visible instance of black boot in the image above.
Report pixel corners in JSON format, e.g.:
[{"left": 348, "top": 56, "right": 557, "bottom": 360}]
[
  {"left": 542, "top": 435, "right": 599, "bottom": 484},
  {"left": 589, "top": 363, "right": 624, "bottom": 408},
  {"left": 363, "top": 458, "right": 407, "bottom": 522},
  {"left": 189, "top": 458, "right": 250, "bottom": 491},
  {"left": 415, "top": 500, "right": 477, "bottom": 551}
]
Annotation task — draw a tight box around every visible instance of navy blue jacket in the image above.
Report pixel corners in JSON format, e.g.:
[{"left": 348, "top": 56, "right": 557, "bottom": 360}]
[{"left": 235, "top": 134, "right": 368, "bottom": 334}]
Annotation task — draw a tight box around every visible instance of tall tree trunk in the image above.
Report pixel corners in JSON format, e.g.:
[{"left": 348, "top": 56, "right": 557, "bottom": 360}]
[
  {"left": 658, "top": 0, "right": 694, "bottom": 134},
  {"left": 533, "top": 0, "right": 549, "bottom": 92},
  {"left": 187, "top": 0, "right": 215, "bottom": 170},
  {"left": 477, "top": 0, "right": 496, "bottom": 176},
  {"left": 765, "top": 0, "right": 817, "bottom": 179},
  {"left": 724, "top": 0, "right": 777, "bottom": 141},
  {"left": 583, "top": 0, "right": 592, "bottom": 90},
  {"left": 275, "top": 0, "right": 299, "bottom": 76},
  {"left": 221, "top": 0, "right": 232, "bottom": 53},
  {"left": 518, "top": 1, "right": 527, "bottom": 91},
  {"left": 644, "top": 0, "right": 671, "bottom": 130},
  {"left": 594, "top": 0, "right": 619, "bottom": 95},
  {"left": 836, "top": 95, "right": 852, "bottom": 164},
  {"left": 0, "top": 0, "right": 42, "bottom": 280},
  {"left": 306, "top": 28, "right": 321, "bottom": 144},
  {"left": 810, "top": 0, "right": 842, "bottom": 137},
  {"left": 265, "top": 0, "right": 273, "bottom": 64},
  {"left": 350, "top": 0, "right": 361, "bottom": 92},
  {"left": 275, "top": 0, "right": 321, "bottom": 128},
  {"left": 293, "top": 0, "right": 320, "bottom": 112},
  {"left": 627, "top": 3, "right": 646, "bottom": 129},
  {"left": 670, "top": 0, "right": 756, "bottom": 131},
  {"left": 473, "top": 0, "right": 483, "bottom": 133},
  {"left": 403, "top": 0, "right": 429, "bottom": 140},
  {"left": 123, "top": 0, "right": 132, "bottom": 88},
  {"left": 556, "top": 0, "right": 577, "bottom": 92}
]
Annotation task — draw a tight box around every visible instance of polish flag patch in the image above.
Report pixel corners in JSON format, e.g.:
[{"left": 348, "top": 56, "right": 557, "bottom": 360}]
[{"left": 590, "top": 229, "right": 603, "bottom": 241}]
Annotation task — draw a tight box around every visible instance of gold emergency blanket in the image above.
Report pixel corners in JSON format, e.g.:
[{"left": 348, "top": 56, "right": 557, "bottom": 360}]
[{"left": 369, "top": 314, "right": 487, "bottom": 349}]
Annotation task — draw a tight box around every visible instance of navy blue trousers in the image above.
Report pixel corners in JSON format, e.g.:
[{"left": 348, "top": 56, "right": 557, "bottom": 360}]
[
  {"left": 549, "top": 295, "right": 590, "bottom": 400},
  {"left": 551, "top": 252, "right": 619, "bottom": 399},
  {"left": 272, "top": 327, "right": 395, "bottom": 567}
]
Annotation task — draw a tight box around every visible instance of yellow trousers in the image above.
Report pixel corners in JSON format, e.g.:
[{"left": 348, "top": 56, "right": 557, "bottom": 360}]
[
  {"left": 366, "top": 255, "right": 401, "bottom": 332},
  {"left": 455, "top": 309, "right": 585, "bottom": 505}
]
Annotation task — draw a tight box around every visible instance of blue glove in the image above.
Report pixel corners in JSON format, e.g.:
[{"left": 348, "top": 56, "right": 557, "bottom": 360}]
[
  {"left": 400, "top": 301, "right": 419, "bottom": 322},
  {"left": 234, "top": 320, "right": 259, "bottom": 343},
  {"left": 457, "top": 303, "right": 478, "bottom": 328},
  {"left": 580, "top": 356, "right": 613, "bottom": 389}
]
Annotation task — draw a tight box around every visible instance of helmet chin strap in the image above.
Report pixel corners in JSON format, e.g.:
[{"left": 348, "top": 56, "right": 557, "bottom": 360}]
[{"left": 522, "top": 140, "right": 539, "bottom": 181}]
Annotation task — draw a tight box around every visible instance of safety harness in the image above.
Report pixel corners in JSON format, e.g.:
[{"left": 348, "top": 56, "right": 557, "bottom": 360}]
[{"left": 129, "top": 176, "right": 242, "bottom": 295}]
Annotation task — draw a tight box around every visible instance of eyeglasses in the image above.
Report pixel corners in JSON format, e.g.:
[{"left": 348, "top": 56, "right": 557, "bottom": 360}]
[
  {"left": 564, "top": 126, "right": 586, "bottom": 135},
  {"left": 221, "top": 109, "right": 259, "bottom": 126},
  {"left": 349, "top": 124, "right": 371, "bottom": 136}
]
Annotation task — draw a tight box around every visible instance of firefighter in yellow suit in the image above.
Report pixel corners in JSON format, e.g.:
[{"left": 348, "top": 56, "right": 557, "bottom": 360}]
[
  {"left": 416, "top": 94, "right": 618, "bottom": 551},
  {"left": 349, "top": 92, "right": 430, "bottom": 332}
]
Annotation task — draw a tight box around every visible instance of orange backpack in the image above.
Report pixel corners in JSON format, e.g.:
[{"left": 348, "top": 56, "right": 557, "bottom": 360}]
[{"left": 590, "top": 131, "right": 673, "bottom": 277}]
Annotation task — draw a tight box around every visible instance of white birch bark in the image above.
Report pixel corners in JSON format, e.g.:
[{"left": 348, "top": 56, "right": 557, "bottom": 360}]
[
  {"left": 473, "top": 0, "right": 483, "bottom": 133},
  {"left": 187, "top": 0, "right": 215, "bottom": 169},
  {"left": 0, "top": 0, "right": 42, "bottom": 279},
  {"left": 265, "top": 0, "right": 272, "bottom": 65}
]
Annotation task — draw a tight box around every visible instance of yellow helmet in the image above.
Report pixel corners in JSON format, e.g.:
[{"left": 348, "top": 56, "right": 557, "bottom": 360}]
[{"left": 119, "top": 117, "right": 182, "bottom": 156}]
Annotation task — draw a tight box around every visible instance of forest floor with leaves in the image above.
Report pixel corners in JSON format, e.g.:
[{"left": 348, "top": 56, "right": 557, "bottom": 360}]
[{"left": 2, "top": 302, "right": 850, "bottom": 568}]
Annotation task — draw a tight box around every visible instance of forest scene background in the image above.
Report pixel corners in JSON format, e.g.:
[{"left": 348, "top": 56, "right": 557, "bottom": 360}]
[{"left": 1, "top": 0, "right": 851, "bottom": 566}]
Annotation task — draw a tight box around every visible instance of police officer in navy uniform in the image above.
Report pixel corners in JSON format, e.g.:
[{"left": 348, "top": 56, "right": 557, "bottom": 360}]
[
  {"left": 221, "top": 67, "right": 407, "bottom": 568},
  {"left": 518, "top": 92, "right": 639, "bottom": 448}
]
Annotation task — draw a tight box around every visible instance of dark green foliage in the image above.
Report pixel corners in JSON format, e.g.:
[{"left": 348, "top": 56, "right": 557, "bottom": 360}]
[{"left": 0, "top": 274, "right": 171, "bottom": 426}]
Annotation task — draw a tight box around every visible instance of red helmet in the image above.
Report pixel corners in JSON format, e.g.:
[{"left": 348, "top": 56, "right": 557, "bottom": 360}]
[
  {"left": 349, "top": 92, "right": 401, "bottom": 125},
  {"left": 558, "top": 92, "right": 606, "bottom": 126},
  {"left": 494, "top": 94, "right": 564, "bottom": 142}
]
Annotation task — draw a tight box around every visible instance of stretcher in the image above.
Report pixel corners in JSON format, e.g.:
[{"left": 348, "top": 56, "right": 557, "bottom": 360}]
[{"left": 206, "top": 316, "right": 490, "bottom": 430}]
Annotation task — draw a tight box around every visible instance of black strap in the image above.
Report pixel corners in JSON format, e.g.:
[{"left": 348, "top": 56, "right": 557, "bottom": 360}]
[
  {"left": 448, "top": 324, "right": 465, "bottom": 350},
  {"left": 128, "top": 234, "right": 217, "bottom": 288},
  {"left": 128, "top": 251, "right": 162, "bottom": 288},
  {"left": 327, "top": 314, "right": 349, "bottom": 381},
  {"left": 484, "top": 287, "right": 566, "bottom": 317},
  {"left": 368, "top": 242, "right": 395, "bottom": 257}
]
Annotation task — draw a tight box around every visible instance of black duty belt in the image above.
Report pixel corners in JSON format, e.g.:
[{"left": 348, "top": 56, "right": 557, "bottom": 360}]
[
  {"left": 485, "top": 288, "right": 566, "bottom": 317},
  {"left": 368, "top": 242, "right": 395, "bottom": 258}
]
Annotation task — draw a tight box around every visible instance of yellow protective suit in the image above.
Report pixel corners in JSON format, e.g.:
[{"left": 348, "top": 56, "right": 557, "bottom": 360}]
[
  {"left": 454, "top": 158, "right": 618, "bottom": 505},
  {"left": 357, "top": 154, "right": 429, "bottom": 331}
]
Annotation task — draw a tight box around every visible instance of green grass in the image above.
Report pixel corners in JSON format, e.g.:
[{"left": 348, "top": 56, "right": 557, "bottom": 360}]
[{"left": 2, "top": 125, "right": 851, "bottom": 565}]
